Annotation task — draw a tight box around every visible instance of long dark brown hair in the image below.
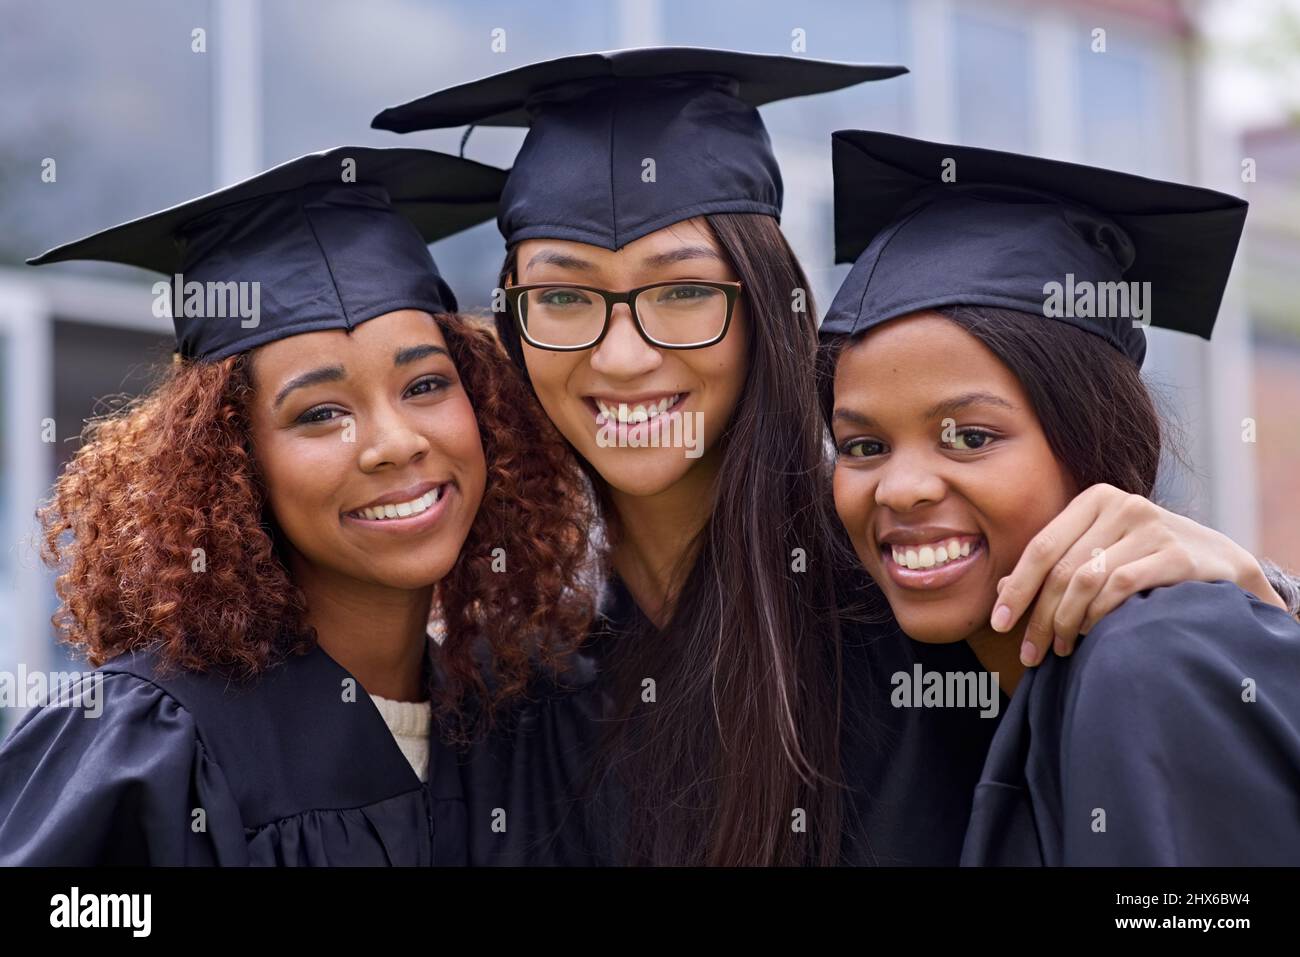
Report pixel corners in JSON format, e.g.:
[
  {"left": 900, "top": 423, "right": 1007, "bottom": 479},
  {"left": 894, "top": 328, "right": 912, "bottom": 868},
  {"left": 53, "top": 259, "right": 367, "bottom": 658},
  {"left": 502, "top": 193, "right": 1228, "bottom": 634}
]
[
  {"left": 497, "top": 213, "right": 853, "bottom": 865},
  {"left": 816, "top": 305, "right": 1163, "bottom": 496}
]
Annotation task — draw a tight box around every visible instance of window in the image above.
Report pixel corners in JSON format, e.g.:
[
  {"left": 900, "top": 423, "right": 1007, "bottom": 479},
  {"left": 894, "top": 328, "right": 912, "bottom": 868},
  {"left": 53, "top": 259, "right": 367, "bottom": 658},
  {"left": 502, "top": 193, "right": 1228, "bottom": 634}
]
[
  {"left": 0, "top": 1, "right": 213, "bottom": 270},
  {"left": 1078, "top": 48, "right": 1154, "bottom": 174},
  {"left": 953, "top": 13, "right": 1032, "bottom": 152}
]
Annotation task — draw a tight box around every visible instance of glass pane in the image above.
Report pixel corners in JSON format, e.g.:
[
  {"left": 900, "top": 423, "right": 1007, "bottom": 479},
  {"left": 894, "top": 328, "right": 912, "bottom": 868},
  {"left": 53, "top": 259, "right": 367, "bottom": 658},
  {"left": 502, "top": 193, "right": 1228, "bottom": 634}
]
[
  {"left": 636, "top": 284, "right": 728, "bottom": 345},
  {"left": 1078, "top": 49, "right": 1153, "bottom": 174},
  {"left": 261, "top": 0, "right": 623, "bottom": 314},
  {"left": 953, "top": 13, "right": 1031, "bottom": 152},
  {"left": 521, "top": 287, "right": 606, "bottom": 346},
  {"left": 660, "top": 0, "right": 911, "bottom": 139},
  {"left": 0, "top": 0, "right": 214, "bottom": 270}
]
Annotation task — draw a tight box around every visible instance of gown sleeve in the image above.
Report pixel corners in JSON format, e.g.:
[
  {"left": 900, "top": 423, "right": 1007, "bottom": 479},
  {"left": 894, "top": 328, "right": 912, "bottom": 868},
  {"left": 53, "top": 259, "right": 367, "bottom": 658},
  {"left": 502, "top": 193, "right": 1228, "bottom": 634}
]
[
  {"left": 0, "top": 670, "right": 248, "bottom": 865},
  {"left": 968, "top": 579, "right": 1300, "bottom": 866}
]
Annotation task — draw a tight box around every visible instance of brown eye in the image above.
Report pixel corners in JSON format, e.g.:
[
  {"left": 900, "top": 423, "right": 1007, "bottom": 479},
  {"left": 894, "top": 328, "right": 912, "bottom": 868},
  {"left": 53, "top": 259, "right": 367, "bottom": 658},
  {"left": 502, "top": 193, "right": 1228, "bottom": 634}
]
[
  {"left": 296, "top": 406, "right": 346, "bottom": 425},
  {"left": 839, "top": 438, "right": 885, "bottom": 458},
  {"left": 405, "top": 375, "right": 451, "bottom": 398},
  {"left": 948, "top": 429, "right": 995, "bottom": 451}
]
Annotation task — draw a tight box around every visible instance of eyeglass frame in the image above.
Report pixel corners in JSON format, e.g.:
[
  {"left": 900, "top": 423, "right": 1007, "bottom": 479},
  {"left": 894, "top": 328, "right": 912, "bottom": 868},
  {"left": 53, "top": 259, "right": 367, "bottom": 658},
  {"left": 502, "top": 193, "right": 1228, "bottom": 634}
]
[{"left": 503, "top": 279, "right": 743, "bottom": 352}]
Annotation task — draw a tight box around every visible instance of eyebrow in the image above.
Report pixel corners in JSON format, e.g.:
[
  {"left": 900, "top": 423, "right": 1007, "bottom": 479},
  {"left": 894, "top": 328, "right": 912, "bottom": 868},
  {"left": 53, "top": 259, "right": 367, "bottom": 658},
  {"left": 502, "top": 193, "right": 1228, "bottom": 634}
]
[
  {"left": 272, "top": 345, "right": 448, "bottom": 409},
  {"left": 523, "top": 244, "right": 722, "bottom": 276},
  {"left": 922, "top": 391, "right": 1016, "bottom": 421},
  {"left": 640, "top": 245, "right": 723, "bottom": 269},
  {"left": 831, "top": 407, "right": 879, "bottom": 430},
  {"left": 394, "top": 343, "right": 449, "bottom": 366},
  {"left": 831, "top": 391, "right": 1016, "bottom": 430},
  {"left": 274, "top": 365, "right": 345, "bottom": 410},
  {"left": 525, "top": 250, "right": 594, "bottom": 273}
]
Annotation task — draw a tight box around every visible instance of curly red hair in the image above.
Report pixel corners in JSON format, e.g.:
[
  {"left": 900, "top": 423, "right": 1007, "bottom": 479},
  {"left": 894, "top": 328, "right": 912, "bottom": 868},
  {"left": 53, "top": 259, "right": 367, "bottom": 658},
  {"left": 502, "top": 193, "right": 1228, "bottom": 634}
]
[{"left": 39, "top": 313, "right": 596, "bottom": 731}]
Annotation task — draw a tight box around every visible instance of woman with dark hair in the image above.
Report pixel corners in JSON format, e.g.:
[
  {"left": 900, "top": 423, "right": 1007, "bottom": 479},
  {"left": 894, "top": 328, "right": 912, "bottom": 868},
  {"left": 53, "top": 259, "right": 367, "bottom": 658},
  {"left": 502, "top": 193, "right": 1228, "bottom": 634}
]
[
  {"left": 0, "top": 147, "right": 595, "bottom": 865},
  {"left": 374, "top": 50, "right": 1298, "bottom": 866},
  {"left": 821, "top": 131, "right": 1300, "bottom": 864}
]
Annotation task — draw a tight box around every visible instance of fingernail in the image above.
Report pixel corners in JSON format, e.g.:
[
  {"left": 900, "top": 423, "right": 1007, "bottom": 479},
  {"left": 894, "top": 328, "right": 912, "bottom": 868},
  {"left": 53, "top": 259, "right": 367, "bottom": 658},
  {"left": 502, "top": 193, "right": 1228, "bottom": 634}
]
[
  {"left": 1019, "top": 640, "right": 1038, "bottom": 667},
  {"left": 991, "top": 605, "right": 1012, "bottom": 631},
  {"left": 1053, "top": 636, "right": 1067, "bottom": 656}
]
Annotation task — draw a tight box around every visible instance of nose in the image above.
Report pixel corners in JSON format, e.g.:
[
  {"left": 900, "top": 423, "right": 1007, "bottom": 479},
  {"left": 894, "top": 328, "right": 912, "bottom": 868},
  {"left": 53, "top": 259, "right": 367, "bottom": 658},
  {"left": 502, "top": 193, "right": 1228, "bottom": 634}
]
[
  {"left": 357, "top": 400, "right": 431, "bottom": 473},
  {"left": 873, "top": 447, "right": 947, "bottom": 514},
  {"left": 589, "top": 302, "right": 662, "bottom": 379}
]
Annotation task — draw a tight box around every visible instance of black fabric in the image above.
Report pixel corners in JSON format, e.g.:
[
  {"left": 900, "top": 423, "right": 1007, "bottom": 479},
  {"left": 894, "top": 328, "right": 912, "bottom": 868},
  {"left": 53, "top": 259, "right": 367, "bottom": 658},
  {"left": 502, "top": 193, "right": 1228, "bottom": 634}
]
[
  {"left": 822, "top": 130, "right": 1249, "bottom": 366},
  {"left": 27, "top": 146, "right": 505, "bottom": 360},
  {"left": 961, "top": 580, "right": 1300, "bottom": 866},
  {"left": 837, "top": 578, "right": 1008, "bottom": 865},
  {"left": 0, "top": 642, "right": 468, "bottom": 865},
  {"left": 451, "top": 647, "right": 611, "bottom": 866},
  {"left": 371, "top": 47, "right": 905, "bottom": 250},
  {"left": 449, "top": 567, "right": 1005, "bottom": 865}
]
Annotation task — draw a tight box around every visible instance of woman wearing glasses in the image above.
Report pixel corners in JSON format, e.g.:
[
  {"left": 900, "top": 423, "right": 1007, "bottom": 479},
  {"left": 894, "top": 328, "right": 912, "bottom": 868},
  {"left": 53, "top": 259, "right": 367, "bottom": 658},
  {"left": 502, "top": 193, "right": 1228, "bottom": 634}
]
[{"left": 373, "top": 48, "right": 1299, "bottom": 866}]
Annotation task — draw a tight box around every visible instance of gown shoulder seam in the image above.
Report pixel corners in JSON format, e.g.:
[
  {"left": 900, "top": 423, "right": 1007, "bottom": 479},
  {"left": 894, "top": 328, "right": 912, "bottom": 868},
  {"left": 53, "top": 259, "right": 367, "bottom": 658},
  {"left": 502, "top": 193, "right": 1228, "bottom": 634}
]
[
  {"left": 89, "top": 664, "right": 226, "bottom": 769},
  {"left": 240, "top": 786, "right": 429, "bottom": 834}
]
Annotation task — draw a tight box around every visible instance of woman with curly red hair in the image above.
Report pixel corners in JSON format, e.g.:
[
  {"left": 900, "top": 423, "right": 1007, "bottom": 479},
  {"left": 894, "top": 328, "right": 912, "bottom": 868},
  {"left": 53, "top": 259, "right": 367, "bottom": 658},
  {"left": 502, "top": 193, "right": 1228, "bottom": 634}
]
[{"left": 0, "top": 147, "right": 596, "bottom": 865}]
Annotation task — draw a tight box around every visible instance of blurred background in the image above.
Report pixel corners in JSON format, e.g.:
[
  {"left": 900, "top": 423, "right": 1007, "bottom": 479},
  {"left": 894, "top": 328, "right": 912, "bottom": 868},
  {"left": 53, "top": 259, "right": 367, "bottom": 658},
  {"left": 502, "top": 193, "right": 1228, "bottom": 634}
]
[{"left": 1, "top": 0, "right": 1297, "bottom": 734}]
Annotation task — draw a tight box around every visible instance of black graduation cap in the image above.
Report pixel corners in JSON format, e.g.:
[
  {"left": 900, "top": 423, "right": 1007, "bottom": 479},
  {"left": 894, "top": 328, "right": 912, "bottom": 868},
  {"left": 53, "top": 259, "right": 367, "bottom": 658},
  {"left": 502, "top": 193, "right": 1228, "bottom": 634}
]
[
  {"left": 821, "top": 130, "right": 1249, "bottom": 366},
  {"left": 28, "top": 146, "right": 507, "bottom": 361},
  {"left": 371, "top": 47, "right": 906, "bottom": 250}
]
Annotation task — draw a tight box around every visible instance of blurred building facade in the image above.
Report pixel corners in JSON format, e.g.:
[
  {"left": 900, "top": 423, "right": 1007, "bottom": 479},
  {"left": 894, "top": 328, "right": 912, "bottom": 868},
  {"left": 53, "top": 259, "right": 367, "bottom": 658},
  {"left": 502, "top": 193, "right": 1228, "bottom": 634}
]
[
  {"left": 0, "top": 0, "right": 1287, "bottom": 735},
  {"left": 1241, "top": 123, "right": 1300, "bottom": 572}
]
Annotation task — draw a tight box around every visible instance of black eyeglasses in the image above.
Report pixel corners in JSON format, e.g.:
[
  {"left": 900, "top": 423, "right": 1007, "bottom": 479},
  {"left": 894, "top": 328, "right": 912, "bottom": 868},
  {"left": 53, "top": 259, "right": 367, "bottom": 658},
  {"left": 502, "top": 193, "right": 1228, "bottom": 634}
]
[{"left": 504, "top": 280, "right": 742, "bottom": 351}]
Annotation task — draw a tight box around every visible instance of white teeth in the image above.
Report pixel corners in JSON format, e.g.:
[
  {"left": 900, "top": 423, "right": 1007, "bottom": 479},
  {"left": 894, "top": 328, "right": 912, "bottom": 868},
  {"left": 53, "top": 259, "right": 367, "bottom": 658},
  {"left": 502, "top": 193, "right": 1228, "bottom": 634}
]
[
  {"left": 594, "top": 394, "right": 681, "bottom": 425},
  {"left": 889, "top": 538, "right": 980, "bottom": 570},
  {"left": 354, "top": 488, "right": 441, "bottom": 521}
]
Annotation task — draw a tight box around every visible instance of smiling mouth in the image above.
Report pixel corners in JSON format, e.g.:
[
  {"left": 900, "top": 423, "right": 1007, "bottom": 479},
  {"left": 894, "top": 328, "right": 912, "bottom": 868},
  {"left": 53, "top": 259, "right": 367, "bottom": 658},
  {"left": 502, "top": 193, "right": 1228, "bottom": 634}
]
[
  {"left": 345, "top": 484, "right": 447, "bottom": 522},
  {"left": 586, "top": 393, "right": 688, "bottom": 426},
  {"left": 879, "top": 534, "right": 986, "bottom": 589},
  {"left": 884, "top": 535, "right": 982, "bottom": 570}
]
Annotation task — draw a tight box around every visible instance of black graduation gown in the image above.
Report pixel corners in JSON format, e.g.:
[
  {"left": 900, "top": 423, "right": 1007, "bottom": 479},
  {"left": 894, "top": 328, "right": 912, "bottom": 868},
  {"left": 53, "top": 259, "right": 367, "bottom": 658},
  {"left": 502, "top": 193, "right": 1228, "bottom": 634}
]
[
  {"left": 838, "top": 607, "right": 1008, "bottom": 865},
  {"left": 452, "top": 608, "right": 616, "bottom": 866},
  {"left": 961, "top": 580, "right": 1300, "bottom": 866},
  {"left": 451, "top": 570, "right": 1008, "bottom": 866},
  {"left": 0, "top": 642, "right": 468, "bottom": 865}
]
